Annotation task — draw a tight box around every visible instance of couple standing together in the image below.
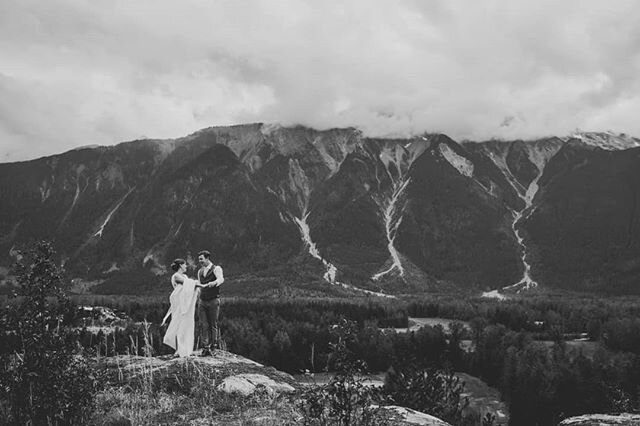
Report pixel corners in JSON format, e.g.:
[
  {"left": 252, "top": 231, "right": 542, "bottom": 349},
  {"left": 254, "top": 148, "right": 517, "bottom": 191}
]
[{"left": 161, "top": 250, "right": 224, "bottom": 357}]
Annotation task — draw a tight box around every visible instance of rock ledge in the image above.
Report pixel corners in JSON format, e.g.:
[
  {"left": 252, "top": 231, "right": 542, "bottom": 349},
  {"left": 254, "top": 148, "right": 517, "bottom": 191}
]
[{"left": 559, "top": 413, "right": 640, "bottom": 426}]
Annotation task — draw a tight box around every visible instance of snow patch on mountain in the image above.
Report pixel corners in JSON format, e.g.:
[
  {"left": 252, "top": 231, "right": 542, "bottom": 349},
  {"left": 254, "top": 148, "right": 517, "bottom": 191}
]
[
  {"left": 142, "top": 250, "right": 167, "bottom": 275},
  {"left": 70, "top": 144, "right": 101, "bottom": 152},
  {"left": 570, "top": 131, "right": 640, "bottom": 151},
  {"left": 39, "top": 179, "right": 52, "bottom": 203},
  {"left": 102, "top": 263, "right": 120, "bottom": 274},
  {"left": 60, "top": 170, "right": 90, "bottom": 228},
  {"left": 439, "top": 143, "right": 474, "bottom": 178},
  {"left": 293, "top": 213, "right": 394, "bottom": 297},
  {"left": 312, "top": 132, "right": 360, "bottom": 176},
  {"left": 503, "top": 141, "right": 562, "bottom": 292},
  {"left": 65, "top": 180, "right": 81, "bottom": 220},
  {"left": 94, "top": 187, "right": 136, "bottom": 239},
  {"left": 269, "top": 158, "right": 346, "bottom": 287},
  {"left": 372, "top": 140, "right": 429, "bottom": 281},
  {"left": 476, "top": 139, "right": 563, "bottom": 293},
  {"left": 260, "top": 122, "right": 281, "bottom": 136},
  {"left": 267, "top": 158, "right": 313, "bottom": 217},
  {"left": 525, "top": 138, "right": 564, "bottom": 187},
  {"left": 480, "top": 146, "right": 526, "bottom": 196},
  {"left": 481, "top": 290, "right": 508, "bottom": 300},
  {"left": 293, "top": 213, "right": 338, "bottom": 283},
  {"left": 287, "top": 159, "right": 313, "bottom": 215},
  {"left": 372, "top": 177, "right": 410, "bottom": 280},
  {"left": 502, "top": 206, "right": 538, "bottom": 292}
]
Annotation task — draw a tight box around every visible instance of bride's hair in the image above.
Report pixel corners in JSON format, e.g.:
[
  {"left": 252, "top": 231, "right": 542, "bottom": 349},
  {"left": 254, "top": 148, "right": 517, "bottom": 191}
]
[{"left": 170, "top": 258, "right": 186, "bottom": 272}]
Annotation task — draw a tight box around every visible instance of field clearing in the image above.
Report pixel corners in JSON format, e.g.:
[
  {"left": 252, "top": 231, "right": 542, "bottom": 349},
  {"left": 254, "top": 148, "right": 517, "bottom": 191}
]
[{"left": 385, "top": 317, "right": 471, "bottom": 333}]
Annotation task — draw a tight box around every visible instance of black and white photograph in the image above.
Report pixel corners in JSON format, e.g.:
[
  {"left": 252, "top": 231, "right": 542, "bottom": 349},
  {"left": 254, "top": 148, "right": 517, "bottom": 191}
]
[{"left": 2, "top": 1, "right": 640, "bottom": 425}]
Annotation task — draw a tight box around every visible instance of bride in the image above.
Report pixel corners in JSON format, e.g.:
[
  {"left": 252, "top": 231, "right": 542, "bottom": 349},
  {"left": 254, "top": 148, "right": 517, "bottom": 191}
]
[{"left": 161, "top": 259, "right": 202, "bottom": 357}]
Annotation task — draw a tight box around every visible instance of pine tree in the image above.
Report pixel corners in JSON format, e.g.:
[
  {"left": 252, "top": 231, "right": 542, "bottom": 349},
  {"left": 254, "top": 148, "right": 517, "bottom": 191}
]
[{"left": 0, "top": 241, "right": 97, "bottom": 425}]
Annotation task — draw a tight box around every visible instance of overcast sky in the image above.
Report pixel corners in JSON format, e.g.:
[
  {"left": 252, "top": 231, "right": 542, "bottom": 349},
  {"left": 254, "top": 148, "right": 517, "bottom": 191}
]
[{"left": 2, "top": 1, "right": 640, "bottom": 162}]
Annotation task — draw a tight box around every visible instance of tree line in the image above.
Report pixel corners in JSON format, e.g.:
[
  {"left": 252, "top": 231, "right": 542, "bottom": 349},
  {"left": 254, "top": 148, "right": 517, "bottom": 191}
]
[{"left": 5, "top": 243, "right": 640, "bottom": 424}]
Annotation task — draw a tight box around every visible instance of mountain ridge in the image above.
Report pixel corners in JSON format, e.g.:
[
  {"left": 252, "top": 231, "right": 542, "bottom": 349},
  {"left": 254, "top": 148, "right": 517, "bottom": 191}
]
[
  {"left": 1, "top": 123, "right": 639, "bottom": 295},
  {"left": 8, "top": 123, "right": 639, "bottom": 166}
]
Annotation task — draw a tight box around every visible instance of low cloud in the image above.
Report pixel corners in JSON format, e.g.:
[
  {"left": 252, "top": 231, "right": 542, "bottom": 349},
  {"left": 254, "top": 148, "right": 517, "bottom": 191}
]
[{"left": 2, "top": 0, "right": 640, "bottom": 161}]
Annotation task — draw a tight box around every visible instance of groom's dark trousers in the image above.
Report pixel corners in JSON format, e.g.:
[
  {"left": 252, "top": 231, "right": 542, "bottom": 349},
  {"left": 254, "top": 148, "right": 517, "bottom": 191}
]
[
  {"left": 198, "top": 265, "right": 222, "bottom": 349},
  {"left": 197, "top": 298, "right": 220, "bottom": 348}
]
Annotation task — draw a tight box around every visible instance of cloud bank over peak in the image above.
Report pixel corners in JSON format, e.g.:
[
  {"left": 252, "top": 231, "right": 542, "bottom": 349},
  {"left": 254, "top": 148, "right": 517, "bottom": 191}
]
[{"left": 2, "top": 0, "right": 640, "bottom": 162}]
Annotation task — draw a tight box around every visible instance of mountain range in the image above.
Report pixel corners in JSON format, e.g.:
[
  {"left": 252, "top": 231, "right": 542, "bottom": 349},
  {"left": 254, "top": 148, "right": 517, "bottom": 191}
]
[{"left": 1, "top": 124, "right": 639, "bottom": 296}]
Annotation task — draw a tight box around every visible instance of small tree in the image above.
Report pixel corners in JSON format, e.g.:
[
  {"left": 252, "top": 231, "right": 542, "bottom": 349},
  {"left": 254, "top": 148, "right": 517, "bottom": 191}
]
[
  {"left": 299, "top": 319, "right": 385, "bottom": 426},
  {"left": 383, "top": 365, "right": 469, "bottom": 425},
  {"left": 0, "top": 241, "right": 97, "bottom": 425}
]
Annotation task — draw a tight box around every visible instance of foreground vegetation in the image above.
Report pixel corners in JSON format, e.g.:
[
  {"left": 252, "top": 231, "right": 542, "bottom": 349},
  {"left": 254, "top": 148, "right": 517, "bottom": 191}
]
[{"left": 3, "top": 242, "right": 640, "bottom": 425}]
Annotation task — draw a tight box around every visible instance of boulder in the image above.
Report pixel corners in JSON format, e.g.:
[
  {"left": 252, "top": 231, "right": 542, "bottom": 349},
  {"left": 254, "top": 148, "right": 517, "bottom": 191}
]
[
  {"left": 374, "top": 405, "right": 452, "bottom": 426},
  {"left": 559, "top": 413, "right": 640, "bottom": 426},
  {"left": 217, "top": 373, "right": 295, "bottom": 396}
]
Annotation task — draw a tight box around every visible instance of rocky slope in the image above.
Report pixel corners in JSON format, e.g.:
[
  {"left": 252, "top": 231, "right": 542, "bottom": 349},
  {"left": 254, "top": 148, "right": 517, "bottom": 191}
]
[
  {"left": 95, "top": 350, "right": 451, "bottom": 425},
  {"left": 1, "top": 124, "right": 639, "bottom": 294}
]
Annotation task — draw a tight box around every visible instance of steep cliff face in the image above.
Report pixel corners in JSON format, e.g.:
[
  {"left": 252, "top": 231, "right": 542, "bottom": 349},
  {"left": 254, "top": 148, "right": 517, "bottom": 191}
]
[
  {"left": 1, "top": 124, "right": 640, "bottom": 294},
  {"left": 525, "top": 142, "right": 640, "bottom": 292},
  {"left": 465, "top": 138, "right": 565, "bottom": 291},
  {"left": 466, "top": 136, "right": 640, "bottom": 293},
  {"left": 397, "top": 135, "right": 522, "bottom": 289}
]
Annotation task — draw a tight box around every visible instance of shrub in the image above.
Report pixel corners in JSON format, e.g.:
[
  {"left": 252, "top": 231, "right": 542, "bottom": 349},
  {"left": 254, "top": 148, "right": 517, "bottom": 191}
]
[
  {"left": 383, "top": 364, "right": 469, "bottom": 425},
  {"left": 298, "top": 319, "right": 386, "bottom": 426}
]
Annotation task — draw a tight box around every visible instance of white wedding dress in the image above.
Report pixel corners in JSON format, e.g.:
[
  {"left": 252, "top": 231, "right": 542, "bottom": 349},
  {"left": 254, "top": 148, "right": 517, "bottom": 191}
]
[{"left": 162, "top": 273, "right": 199, "bottom": 357}]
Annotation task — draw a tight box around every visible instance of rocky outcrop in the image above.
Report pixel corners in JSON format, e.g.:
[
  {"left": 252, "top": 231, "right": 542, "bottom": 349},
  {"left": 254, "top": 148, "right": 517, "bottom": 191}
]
[
  {"left": 97, "top": 350, "right": 450, "bottom": 425},
  {"left": 102, "top": 350, "right": 299, "bottom": 397},
  {"left": 558, "top": 413, "right": 640, "bottom": 425},
  {"left": 375, "top": 405, "right": 452, "bottom": 425},
  {"left": 217, "top": 373, "right": 295, "bottom": 396}
]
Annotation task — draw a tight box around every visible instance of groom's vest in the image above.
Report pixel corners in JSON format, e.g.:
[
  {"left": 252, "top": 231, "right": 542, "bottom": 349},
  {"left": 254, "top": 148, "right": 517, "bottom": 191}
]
[{"left": 198, "top": 265, "right": 221, "bottom": 301}]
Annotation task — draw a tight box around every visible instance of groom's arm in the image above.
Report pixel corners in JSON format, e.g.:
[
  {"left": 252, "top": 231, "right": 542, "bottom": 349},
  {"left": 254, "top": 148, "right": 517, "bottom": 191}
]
[{"left": 208, "top": 266, "right": 224, "bottom": 287}]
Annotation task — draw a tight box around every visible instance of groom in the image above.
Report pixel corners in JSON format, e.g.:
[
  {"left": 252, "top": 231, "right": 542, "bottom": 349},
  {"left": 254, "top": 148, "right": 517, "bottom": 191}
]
[{"left": 197, "top": 250, "right": 224, "bottom": 356}]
